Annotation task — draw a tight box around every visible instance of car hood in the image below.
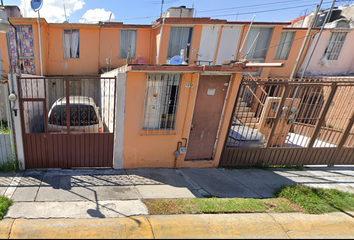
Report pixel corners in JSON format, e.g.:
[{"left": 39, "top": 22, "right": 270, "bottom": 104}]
[{"left": 229, "top": 125, "right": 264, "bottom": 141}]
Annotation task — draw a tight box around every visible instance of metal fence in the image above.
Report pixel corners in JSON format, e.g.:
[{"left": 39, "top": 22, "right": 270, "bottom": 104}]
[
  {"left": 0, "top": 82, "right": 15, "bottom": 164},
  {"left": 18, "top": 76, "right": 116, "bottom": 169},
  {"left": 220, "top": 77, "right": 354, "bottom": 166}
]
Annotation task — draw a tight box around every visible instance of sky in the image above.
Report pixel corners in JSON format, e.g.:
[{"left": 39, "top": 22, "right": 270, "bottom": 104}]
[{"left": 3, "top": 0, "right": 353, "bottom": 24}]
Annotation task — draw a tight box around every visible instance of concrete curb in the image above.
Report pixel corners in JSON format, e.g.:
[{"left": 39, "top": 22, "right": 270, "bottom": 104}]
[{"left": 1, "top": 212, "right": 354, "bottom": 239}]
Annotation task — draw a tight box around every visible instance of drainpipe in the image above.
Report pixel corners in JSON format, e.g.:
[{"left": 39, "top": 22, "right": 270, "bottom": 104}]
[
  {"left": 37, "top": 11, "right": 43, "bottom": 76},
  {"left": 156, "top": 17, "right": 165, "bottom": 65},
  {"left": 5, "top": 33, "right": 13, "bottom": 91}
]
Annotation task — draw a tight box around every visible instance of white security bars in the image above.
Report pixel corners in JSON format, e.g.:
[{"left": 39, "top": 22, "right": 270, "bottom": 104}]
[{"left": 142, "top": 73, "right": 181, "bottom": 135}]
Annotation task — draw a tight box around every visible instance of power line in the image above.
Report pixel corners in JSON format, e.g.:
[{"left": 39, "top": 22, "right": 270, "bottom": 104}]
[
  {"left": 197, "top": 0, "right": 317, "bottom": 13},
  {"left": 241, "top": 30, "right": 321, "bottom": 59},
  {"left": 202, "top": 1, "right": 333, "bottom": 18}
]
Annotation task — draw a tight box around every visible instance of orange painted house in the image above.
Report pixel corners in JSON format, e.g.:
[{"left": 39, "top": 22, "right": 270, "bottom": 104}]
[
  {"left": 0, "top": 6, "right": 314, "bottom": 169},
  {"left": 0, "top": 7, "right": 314, "bottom": 79}
]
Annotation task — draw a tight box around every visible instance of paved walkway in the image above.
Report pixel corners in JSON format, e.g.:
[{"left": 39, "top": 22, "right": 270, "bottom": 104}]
[{"left": 1, "top": 166, "right": 354, "bottom": 238}]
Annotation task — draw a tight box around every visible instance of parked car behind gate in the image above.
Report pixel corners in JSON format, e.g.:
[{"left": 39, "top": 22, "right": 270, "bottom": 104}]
[{"left": 48, "top": 96, "right": 103, "bottom": 133}]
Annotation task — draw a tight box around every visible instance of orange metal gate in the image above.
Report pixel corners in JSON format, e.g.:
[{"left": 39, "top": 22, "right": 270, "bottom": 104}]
[{"left": 18, "top": 76, "right": 116, "bottom": 169}]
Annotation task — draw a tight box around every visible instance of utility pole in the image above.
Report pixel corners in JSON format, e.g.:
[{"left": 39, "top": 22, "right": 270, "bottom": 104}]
[
  {"left": 299, "top": 0, "right": 337, "bottom": 80},
  {"left": 289, "top": 0, "right": 323, "bottom": 81}
]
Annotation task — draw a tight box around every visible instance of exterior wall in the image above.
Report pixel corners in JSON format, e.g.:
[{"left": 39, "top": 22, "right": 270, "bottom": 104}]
[
  {"left": 156, "top": 25, "right": 170, "bottom": 64},
  {"left": 0, "top": 18, "right": 49, "bottom": 77},
  {"left": 100, "top": 28, "right": 152, "bottom": 70},
  {"left": 47, "top": 24, "right": 100, "bottom": 75},
  {"left": 0, "top": 17, "right": 303, "bottom": 78},
  {"left": 298, "top": 30, "right": 354, "bottom": 76},
  {"left": 269, "top": 30, "right": 310, "bottom": 77},
  {"left": 122, "top": 71, "right": 242, "bottom": 168},
  {"left": 0, "top": 32, "right": 8, "bottom": 78},
  {"left": 189, "top": 25, "right": 203, "bottom": 64},
  {"left": 135, "top": 29, "right": 151, "bottom": 63},
  {"left": 99, "top": 28, "right": 120, "bottom": 70},
  {"left": 150, "top": 27, "right": 160, "bottom": 64},
  {"left": 123, "top": 71, "right": 199, "bottom": 168},
  {"left": 261, "top": 26, "right": 283, "bottom": 77}
]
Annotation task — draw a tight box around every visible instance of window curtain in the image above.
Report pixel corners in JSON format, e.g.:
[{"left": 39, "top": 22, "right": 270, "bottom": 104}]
[
  {"left": 63, "top": 30, "right": 79, "bottom": 58},
  {"left": 70, "top": 30, "right": 79, "bottom": 58},
  {"left": 167, "top": 27, "right": 191, "bottom": 59},
  {"left": 243, "top": 27, "right": 273, "bottom": 60},
  {"left": 274, "top": 31, "right": 294, "bottom": 60},
  {"left": 142, "top": 74, "right": 180, "bottom": 130},
  {"left": 63, "top": 31, "right": 71, "bottom": 58},
  {"left": 143, "top": 74, "right": 166, "bottom": 129},
  {"left": 119, "top": 30, "right": 137, "bottom": 59}
]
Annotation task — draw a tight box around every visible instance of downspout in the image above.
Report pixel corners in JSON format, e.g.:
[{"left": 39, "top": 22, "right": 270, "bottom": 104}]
[
  {"left": 156, "top": 17, "right": 165, "bottom": 64},
  {"left": 37, "top": 11, "right": 43, "bottom": 76}
]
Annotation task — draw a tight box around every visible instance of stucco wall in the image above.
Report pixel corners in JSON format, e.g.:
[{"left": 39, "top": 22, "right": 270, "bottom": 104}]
[
  {"left": 122, "top": 71, "right": 242, "bottom": 168},
  {"left": 47, "top": 25, "right": 100, "bottom": 75},
  {"left": 298, "top": 30, "right": 354, "bottom": 76}
]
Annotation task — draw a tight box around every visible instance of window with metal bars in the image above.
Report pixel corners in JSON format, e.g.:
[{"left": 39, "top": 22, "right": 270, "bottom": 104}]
[
  {"left": 142, "top": 74, "right": 181, "bottom": 134},
  {"left": 323, "top": 31, "right": 348, "bottom": 61}
]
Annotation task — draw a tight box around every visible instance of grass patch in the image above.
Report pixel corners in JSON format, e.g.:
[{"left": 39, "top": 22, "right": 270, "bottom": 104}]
[
  {"left": 275, "top": 184, "right": 354, "bottom": 214},
  {"left": 0, "top": 121, "right": 9, "bottom": 134},
  {"left": 0, "top": 158, "right": 19, "bottom": 173},
  {"left": 143, "top": 185, "right": 354, "bottom": 215},
  {"left": 0, "top": 196, "right": 13, "bottom": 220},
  {"left": 142, "top": 197, "right": 302, "bottom": 215}
]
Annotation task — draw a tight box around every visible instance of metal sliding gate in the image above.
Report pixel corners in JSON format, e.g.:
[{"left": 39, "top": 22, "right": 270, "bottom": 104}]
[
  {"left": 18, "top": 76, "right": 116, "bottom": 169},
  {"left": 0, "top": 81, "right": 15, "bottom": 163},
  {"left": 220, "top": 77, "right": 354, "bottom": 166}
]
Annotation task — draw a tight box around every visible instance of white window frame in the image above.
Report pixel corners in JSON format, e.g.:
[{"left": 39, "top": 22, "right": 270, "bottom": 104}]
[
  {"left": 323, "top": 31, "right": 348, "bottom": 61},
  {"left": 274, "top": 31, "right": 294, "bottom": 60},
  {"left": 141, "top": 73, "right": 181, "bottom": 135},
  {"left": 119, "top": 30, "right": 137, "bottom": 59},
  {"left": 243, "top": 27, "right": 273, "bottom": 60},
  {"left": 167, "top": 27, "right": 193, "bottom": 61},
  {"left": 63, "top": 29, "right": 80, "bottom": 59}
]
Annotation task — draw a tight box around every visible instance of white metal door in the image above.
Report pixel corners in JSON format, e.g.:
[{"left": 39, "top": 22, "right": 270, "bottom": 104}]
[
  {"left": 215, "top": 26, "right": 241, "bottom": 65},
  {"left": 197, "top": 26, "right": 221, "bottom": 65}
]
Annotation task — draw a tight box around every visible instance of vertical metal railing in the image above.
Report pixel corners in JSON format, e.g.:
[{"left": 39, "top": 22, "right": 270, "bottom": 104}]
[{"left": 221, "top": 77, "right": 354, "bottom": 167}]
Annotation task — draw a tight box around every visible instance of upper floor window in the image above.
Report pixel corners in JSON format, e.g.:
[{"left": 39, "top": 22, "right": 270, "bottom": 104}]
[
  {"left": 167, "top": 27, "right": 193, "bottom": 62},
  {"left": 323, "top": 31, "right": 348, "bottom": 61},
  {"left": 274, "top": 31, "right": 294, "bottom": 60},
  {"left": 63, "top": 29, "right": 80, "bottom": 59},
  {"left": 243, "top": 27, "right": 273, "bottom": 60},
  {"left": 119, "top": 30, "right": 137, "bottom": 59}
]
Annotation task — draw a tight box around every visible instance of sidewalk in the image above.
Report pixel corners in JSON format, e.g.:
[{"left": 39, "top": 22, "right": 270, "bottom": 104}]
[{"left": 1, "top": 166, "right": 354, "bottom": 238}]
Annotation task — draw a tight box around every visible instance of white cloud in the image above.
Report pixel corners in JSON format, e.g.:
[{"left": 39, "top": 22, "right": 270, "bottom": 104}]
[
  {"left": 79, "top": 8, "right": 115, "bottom": 23},
  {"left": 19, "top": 0, "right": 85, "bottom": 23}
]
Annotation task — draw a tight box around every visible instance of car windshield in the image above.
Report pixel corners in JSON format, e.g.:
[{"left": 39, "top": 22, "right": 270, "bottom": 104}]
[{"left": 48, "top": 104, "right": 99, "bottom": 126}]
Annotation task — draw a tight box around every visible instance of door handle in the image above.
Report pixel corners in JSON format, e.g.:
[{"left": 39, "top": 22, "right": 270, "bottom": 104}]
[{"left": 190, "top": 124, "right": 196, "bottom": 130}]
